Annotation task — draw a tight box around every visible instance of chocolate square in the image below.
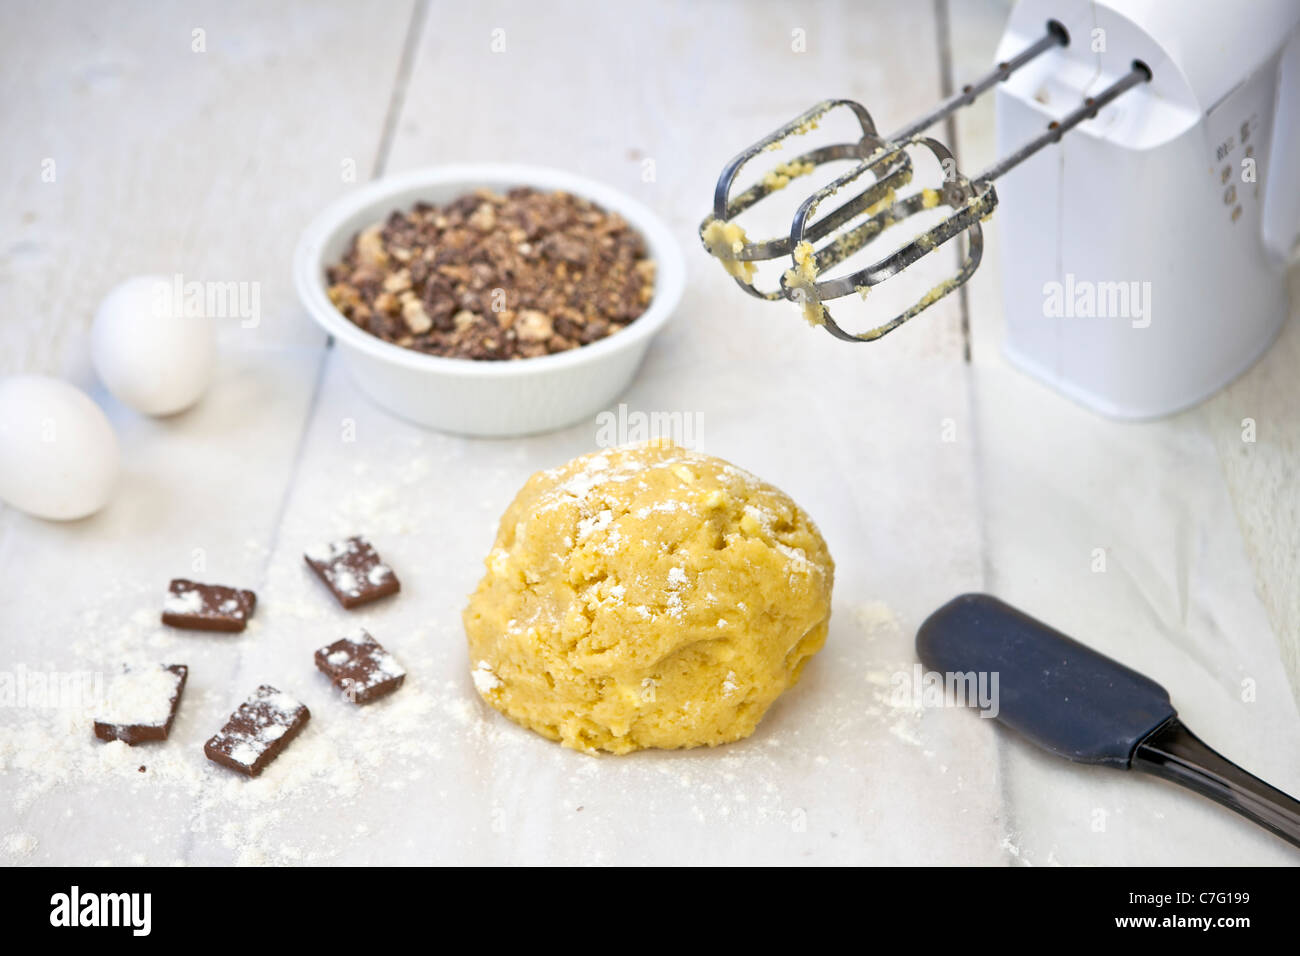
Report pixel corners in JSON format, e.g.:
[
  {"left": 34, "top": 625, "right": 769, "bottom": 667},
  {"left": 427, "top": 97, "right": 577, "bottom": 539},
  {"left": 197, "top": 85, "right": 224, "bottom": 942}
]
[
  {"left": 93, "top": 664, "right": 188, "bottom": 745},
  {"left": 204, "top": 685, "right": 310, "bottom": 778},
  {"left": 162, "top": 579, "right": 257, "bottom": 632},
  {"left": 304, "top": 536, "right": 400, "bottom": 609},
  {"left": 315, "top": 629, "right": 406, "bottom": 704}
]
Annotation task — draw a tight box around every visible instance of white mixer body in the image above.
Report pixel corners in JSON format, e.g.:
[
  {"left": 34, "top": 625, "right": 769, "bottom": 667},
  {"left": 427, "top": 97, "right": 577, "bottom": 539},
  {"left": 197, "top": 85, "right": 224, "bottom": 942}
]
[{"left": 994, "top": 0, "right": 1300, "bottom": 418}]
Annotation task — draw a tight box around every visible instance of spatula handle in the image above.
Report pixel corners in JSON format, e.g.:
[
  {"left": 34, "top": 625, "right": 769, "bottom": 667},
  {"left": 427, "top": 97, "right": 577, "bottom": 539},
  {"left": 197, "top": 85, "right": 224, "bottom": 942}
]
[{"left": 1133, "top": 718, "right": 1300, "bottom": 849}]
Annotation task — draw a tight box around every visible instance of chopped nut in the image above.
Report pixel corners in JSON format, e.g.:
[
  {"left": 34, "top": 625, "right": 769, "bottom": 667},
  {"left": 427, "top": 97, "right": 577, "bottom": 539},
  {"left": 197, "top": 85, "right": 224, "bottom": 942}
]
[
  {"left": 324, "top": 188, "right": 654, "bottom": 360},
  {"left": 382, "top": 269, "right": 412, "bottom": 294},
  {"left": 350, "top": 265, "right": 384, "bottom": 288},
  {"left": 542, "top": 232, "right": 589, "bottom": 265},
  {"left": 327, "top": 283, "right": 361, "bottom": 313},
  {"left": 468, "top": 203, "right": 497, "bottom": 232},
  {"left": 515, "top": 309, "right": 553, "bottom": 342},
  {"left": 356, "top": 225, "right": 388, "bottom": 268},
  {"left": 401, "top": 293, "right": 433, "bottom": 333}
]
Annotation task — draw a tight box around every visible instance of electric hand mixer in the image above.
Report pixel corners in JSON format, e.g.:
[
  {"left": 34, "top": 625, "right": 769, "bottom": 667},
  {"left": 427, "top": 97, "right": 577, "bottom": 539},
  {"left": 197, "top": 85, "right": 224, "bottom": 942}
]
[{"left": 702, "top": 0, "right": 1300, "bottom": 418}]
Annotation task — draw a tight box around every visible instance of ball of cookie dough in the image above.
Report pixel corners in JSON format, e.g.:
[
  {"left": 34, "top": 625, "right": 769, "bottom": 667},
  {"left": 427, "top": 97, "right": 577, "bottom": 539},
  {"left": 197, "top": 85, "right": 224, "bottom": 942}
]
[{"left": 463, "top": 440, "right": 834, "bottom": 754}]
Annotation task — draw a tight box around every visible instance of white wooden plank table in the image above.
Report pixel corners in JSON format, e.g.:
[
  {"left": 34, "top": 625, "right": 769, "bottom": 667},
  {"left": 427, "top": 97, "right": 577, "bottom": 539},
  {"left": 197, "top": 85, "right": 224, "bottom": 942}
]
[{"left": 1, "top": 0, "right": 1296, "bottom": 865}]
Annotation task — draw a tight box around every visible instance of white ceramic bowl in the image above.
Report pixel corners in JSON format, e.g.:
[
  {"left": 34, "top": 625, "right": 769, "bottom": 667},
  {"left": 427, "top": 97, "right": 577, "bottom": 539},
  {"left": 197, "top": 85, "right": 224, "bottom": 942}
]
[{"left": 294, "top": 164, "right": 685, "bottom": 437}]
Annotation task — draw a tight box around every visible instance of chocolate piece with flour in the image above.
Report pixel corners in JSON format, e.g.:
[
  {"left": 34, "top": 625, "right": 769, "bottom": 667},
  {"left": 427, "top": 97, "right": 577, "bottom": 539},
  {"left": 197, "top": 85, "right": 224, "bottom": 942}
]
[
  {"left": 304, "top": 536, "right": 400, "bottom": 609},
  {"left": 93, "top": 664, "right": 189, "bottom": 745},
  {"left": 161, "top": 579, "right": 257, "bottom": 632},
  {"left": 315, "top": 629, "right": 406, "bottom": 704},
  {"left": 204, "top": 685, "right": 310, "bottom": 777}
]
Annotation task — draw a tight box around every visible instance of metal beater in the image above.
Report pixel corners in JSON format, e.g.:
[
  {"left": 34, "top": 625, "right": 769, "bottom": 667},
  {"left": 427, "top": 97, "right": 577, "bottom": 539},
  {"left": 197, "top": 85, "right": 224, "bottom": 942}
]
[{"left": 700, "top": 21, "right": 1150, "bottom": 342}]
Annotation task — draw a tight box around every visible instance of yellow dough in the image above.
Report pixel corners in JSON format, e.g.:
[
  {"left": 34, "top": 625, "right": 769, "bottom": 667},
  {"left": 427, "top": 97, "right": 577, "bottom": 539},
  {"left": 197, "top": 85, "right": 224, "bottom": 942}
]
[
  {"left": 463, "top": 440, "right": 834, "bottom": 754},
  {"left": 783, "top": 240, "right": 825, "bottom": 327},
  {"left": 700, "top": 219, "right": 757, "bottom": 284}
]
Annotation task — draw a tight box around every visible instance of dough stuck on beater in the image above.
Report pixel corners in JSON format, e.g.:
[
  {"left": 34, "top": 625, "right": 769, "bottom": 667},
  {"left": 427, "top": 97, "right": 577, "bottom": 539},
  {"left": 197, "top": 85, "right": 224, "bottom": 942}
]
[
  {"left": 463, "top": 440, "right": 834, "bottom": 754},
  {"left": 700, "top": 219, "right": 756, "bottom": 284},
  {"left": 783, "top": 240, "right": 826, "bottom": 327}
]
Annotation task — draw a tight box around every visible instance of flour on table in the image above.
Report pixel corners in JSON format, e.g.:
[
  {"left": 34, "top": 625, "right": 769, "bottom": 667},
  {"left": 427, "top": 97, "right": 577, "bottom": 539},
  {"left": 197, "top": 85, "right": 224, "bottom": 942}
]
[
  {"left": 0, "top": 572, "right": 491, "bottom": 865},
  {"left": 2, "top": 831, "right": 38, "bottom": 858}
]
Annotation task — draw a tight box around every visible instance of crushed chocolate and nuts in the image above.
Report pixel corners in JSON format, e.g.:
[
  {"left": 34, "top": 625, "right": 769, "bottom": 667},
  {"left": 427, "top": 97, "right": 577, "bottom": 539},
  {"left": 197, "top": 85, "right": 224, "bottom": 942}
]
[{"left": 325, "top": 187, "right": 657, "bottom": 360}]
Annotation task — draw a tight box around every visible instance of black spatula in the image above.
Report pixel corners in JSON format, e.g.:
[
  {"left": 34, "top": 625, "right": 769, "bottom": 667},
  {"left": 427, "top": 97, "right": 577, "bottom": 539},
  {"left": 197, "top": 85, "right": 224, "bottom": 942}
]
[{"left": 916, "top": 593, "right": 1300, "bottom": 849}]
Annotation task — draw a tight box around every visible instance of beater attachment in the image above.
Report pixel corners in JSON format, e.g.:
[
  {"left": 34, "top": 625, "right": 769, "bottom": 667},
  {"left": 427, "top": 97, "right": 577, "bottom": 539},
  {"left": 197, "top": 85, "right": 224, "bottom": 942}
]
[{"left": 701, "top": 21, "right": 1150, "bottom": 342}]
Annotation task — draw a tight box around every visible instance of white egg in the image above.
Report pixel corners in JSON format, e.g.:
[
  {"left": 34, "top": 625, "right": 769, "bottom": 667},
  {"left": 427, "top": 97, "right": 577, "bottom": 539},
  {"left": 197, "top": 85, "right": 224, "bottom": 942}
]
[
  {"left": 0, "top": 375, "right": 120, "bottom": 520},
  {"left": 91, "top": 274, "right": 216, "bottom": 416}
]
